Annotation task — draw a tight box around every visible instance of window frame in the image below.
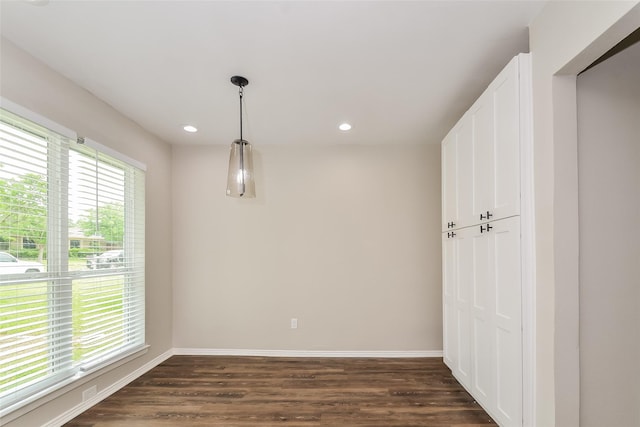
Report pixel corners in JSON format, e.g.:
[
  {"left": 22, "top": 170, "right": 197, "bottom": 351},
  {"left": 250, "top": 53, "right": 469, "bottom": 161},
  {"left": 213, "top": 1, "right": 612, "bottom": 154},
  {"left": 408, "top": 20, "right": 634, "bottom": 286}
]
[{"left": 0, "top": 99, "right": 147, "bottom": 418}]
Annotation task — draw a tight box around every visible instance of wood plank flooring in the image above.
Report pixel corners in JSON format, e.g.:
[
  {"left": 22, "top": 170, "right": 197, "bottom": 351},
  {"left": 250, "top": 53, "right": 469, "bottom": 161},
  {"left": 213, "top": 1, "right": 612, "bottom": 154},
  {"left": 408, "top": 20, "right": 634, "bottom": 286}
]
[{"left": 64, "top": 356, "right": 496, "bottom": 427}]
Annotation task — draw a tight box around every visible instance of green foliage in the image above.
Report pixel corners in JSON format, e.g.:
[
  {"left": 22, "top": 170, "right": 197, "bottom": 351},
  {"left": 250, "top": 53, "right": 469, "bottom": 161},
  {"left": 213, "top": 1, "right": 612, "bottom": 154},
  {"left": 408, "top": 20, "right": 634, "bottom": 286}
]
[
  {"left": 12, "top": 248, "right": 43, "bottom": 260},
  {"left": 0, "top": 173, "right": 47, "bottom": 246},
  {"left": 5, "top": 249, "right": 95, "bottom": 261},
  {"left": 69, "top": 248, "right": 97, "bottom": 259},
  {"left": 76, "top": 203, "right": 125, "bottom": 244}
]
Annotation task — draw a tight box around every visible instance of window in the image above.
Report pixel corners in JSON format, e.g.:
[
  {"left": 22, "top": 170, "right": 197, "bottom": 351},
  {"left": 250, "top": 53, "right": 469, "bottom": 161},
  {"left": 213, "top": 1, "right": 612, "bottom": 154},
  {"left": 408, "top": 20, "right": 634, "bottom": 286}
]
[{"left": 0, "top": 106, "right": 145, "bottom": 415}]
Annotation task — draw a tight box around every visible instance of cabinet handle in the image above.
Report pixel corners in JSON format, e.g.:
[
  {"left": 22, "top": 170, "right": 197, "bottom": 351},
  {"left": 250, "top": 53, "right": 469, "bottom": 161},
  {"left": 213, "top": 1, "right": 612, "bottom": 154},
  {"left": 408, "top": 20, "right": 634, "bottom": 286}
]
[
  {"left": 480, "top": 211, "right": 493, "bottom": 221},
  {"left": 447, "top": 221, "right": 456, "bottom": 229},
  {"left": 447, "top": 231, "right": 457, "bottom": 238},
  {"left": 480, "top": 224, "right": 493, "bottom": 234}
]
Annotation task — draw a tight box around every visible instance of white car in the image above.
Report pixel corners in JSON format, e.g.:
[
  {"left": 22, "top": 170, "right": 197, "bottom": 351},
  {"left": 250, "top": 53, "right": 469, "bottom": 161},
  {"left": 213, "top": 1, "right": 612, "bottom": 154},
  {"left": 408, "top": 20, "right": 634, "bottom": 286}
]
[
  {"left": 86, "top": 250, "right": 124, "bottom": 269},
  {"left": 0, "top": 251, "right": 45, "bottom": 274}
]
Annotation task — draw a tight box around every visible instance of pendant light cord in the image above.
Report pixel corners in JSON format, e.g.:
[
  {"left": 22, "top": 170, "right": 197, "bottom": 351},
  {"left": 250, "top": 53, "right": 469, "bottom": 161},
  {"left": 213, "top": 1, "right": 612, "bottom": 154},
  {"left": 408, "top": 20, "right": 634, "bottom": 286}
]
[
  {"left": 238, "top": 84, "right": 245, "bottom": 195},
  {"left": 239, "top": 85, "right": 244, "bottom": 142}
]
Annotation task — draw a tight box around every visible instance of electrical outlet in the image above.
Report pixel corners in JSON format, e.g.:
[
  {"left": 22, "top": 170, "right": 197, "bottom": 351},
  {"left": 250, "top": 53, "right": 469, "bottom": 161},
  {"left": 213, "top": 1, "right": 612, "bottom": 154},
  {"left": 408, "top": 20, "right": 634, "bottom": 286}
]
[
  {"left": 82, "top": 385, "right": 97, "bottom": 401},
  {"left": 290, "top": 318, "right": 298, "bottom": 329}
]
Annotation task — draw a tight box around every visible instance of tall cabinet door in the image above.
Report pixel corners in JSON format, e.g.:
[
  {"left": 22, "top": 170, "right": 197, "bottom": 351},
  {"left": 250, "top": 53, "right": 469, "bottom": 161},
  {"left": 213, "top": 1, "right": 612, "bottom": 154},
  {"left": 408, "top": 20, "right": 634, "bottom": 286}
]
[
  {"left": 469, "top": 56, "right": 520, "bottom": 223},
  {"left": 469, "top": 222, "right": 494, "bottom": 408},
  {"left": 442, "top": 228, "right": 473, "bottom": 388},
  {"left": 492, "top": 216, "right": 522, "bottom": 427},
  {"left": 469, "top": 216, "right": 522, "bottom": 426},
  {"left": 442, "top": 231, "right": 458, "bottom": 369},
  {"left": 454, "top": 226, "right": 473, "bottom": 388}
]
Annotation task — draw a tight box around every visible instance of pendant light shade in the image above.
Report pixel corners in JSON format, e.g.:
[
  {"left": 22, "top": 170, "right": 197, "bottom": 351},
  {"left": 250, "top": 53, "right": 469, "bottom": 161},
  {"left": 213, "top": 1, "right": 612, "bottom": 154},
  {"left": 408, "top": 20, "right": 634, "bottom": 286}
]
[
  {"left": 226, "top": 75, "right": 256, "bottom": 198},
  {"left": 226, "top": 139, "right": 255, "bottom": 198}
]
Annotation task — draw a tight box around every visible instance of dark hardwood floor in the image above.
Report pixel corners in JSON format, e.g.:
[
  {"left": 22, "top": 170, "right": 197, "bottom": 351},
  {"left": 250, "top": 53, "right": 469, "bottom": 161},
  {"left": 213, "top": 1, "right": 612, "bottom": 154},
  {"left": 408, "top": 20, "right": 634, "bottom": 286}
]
[{"left": 64, "top": 355, "right": 496, "bottom": 426}]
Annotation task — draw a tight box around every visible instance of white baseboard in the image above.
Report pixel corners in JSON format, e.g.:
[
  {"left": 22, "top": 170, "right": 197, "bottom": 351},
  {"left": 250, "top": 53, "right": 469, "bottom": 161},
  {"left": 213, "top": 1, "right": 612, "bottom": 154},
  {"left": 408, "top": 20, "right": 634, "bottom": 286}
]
[
  {"left": 43, "top": 349, "right": 173, "bottom": 427},
  {"left": 173, "top": 348, "right": 443, "bottom": 358}
]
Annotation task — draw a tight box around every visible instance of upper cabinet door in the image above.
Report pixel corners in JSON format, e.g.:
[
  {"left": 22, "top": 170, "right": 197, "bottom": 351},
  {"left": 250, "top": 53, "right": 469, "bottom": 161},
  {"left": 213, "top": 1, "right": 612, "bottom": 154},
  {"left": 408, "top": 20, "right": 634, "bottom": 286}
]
[
  {"left": 441, "top": 117, "right": 472, "bottom": 231},
  {"left": 441, "top": 129, "right": 458, "bottom": 232},
  {"left": 457, "top": 118, "right": 473, "bottom": 228},
  {"left": 443, "top": 55, "right": 522, "bottom": 229},
  {"left": 471, "top": 56, "right": 520, "bottom": 223},
  {"left": 491, "top": 56, "right": 520, "bottom": 221},
  {"left": 469, "top": 90, "right": 494, "bottom": 224}
]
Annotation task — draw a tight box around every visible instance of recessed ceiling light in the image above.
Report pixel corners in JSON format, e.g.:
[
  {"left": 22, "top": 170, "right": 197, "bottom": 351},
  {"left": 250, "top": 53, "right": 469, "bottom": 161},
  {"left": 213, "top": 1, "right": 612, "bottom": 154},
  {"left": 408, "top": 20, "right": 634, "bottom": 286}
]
[
  {"left": 183, "top": 125, "right": 198, "bottom": 133},
  {"left": 339, "top": 123, "right": 352, "bottom": 131}
]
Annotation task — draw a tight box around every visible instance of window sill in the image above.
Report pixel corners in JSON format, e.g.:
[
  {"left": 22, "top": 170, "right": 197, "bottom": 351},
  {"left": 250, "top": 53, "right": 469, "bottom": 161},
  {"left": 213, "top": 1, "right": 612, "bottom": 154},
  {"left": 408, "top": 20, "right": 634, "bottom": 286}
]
[{"left": 0, "top": 345, "right": 149, "bottom": 424}]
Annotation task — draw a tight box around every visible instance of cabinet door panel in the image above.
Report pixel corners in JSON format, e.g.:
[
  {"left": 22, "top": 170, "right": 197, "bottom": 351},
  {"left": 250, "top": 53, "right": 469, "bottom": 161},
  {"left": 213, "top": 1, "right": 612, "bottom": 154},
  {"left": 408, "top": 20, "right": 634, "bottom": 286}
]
[
  {"left": 442, "top": 120, "right": 473, "bottom": 231},
  {"left": 492, "top": 217, "right": 522, "bottom": 426},
  {"left": 455, "top": 229, "right": 473, "bottom": 386},
  {"left": 457, "top": 118, "right": 473, "bottom": 228},
  {"left": 442, "top": 232, "right": 457, "bottom": 369},
  {"left": 442, "top": 131, "right": 458, "bottom": 231},
  {"left": 468, "top": 218, "right": 522, "bottom": 425},
  {"left": 471, "top": 226, "right": 493, "bottom": 407},
  {"left": 466, "top": 56, "right": 520, "bottom": 224},
  {"left": 493, "top": 60, "right": 520, "bottom": 219},
  {"left": 471, "top": 96, "right": 494, "bottom": 223}
]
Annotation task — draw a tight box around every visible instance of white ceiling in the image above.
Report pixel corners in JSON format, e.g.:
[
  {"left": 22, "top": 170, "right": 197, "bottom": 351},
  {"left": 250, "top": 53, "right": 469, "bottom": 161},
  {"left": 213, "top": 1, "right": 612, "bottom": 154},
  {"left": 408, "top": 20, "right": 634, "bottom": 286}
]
[{"left": 0, "top": 0, "right": 545, "bottom": 146}]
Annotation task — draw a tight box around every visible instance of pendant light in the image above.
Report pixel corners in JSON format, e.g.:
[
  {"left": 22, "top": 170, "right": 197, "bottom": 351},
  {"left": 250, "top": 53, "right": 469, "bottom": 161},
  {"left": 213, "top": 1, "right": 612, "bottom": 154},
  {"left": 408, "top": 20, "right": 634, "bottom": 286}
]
[{"left": 226, "top": 75, "right": 256, "bottom": 198}]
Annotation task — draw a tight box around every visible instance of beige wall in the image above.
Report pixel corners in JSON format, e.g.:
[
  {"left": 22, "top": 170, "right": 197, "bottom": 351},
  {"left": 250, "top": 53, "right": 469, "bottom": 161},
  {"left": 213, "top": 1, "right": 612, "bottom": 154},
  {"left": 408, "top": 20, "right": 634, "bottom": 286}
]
[
  {"left": 529, "top": 1, "right": 640, "bottom": 425},
  {"left": 172, "top": 144, "right": 442, "bottom": 352},
  {"left": 0, "top": 38, "right": 174, "bottom": 426},
  {"left": 577, "top": 41, "right": 640, "bottom": 427}
]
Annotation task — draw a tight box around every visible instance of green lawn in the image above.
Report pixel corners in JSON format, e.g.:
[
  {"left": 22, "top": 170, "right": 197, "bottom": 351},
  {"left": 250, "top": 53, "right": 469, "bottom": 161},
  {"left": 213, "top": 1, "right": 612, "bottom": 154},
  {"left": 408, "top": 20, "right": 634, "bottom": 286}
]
[{"left": 0, "top": 266, "right": 125, "bottom": 395}]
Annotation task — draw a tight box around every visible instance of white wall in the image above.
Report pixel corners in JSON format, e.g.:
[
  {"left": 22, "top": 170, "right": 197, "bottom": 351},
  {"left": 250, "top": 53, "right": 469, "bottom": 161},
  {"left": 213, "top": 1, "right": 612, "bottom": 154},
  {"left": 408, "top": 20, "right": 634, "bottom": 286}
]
[
  {"left": 529, "top": 1, "right": 640, "bottom": 425},
  {"left": 172, "top": 144, "right": 442, "bottom": 352},
  {"left": 0, "top": 38, "right": 174, "bottom": 426},
  {"left": 577, "top": 41, "right": 640, "bottom": 427}
]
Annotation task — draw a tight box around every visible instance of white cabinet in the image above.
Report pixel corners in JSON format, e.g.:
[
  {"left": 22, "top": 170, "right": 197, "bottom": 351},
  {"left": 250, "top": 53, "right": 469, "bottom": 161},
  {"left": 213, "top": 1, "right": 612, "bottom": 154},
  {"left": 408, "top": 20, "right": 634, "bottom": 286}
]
[
  {"left": 441, "top": 53, "right": 531, "bottom": 427},
  {"left": 442, "top": 56, "right": 520, "bottom": 231}
]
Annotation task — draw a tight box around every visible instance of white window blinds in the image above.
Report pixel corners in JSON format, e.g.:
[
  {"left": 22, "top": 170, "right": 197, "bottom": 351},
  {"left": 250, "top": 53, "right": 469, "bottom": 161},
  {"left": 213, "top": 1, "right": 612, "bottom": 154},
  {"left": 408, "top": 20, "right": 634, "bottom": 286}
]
[{"left": 0, "top": 107, "right": 145, "bottom": 415}]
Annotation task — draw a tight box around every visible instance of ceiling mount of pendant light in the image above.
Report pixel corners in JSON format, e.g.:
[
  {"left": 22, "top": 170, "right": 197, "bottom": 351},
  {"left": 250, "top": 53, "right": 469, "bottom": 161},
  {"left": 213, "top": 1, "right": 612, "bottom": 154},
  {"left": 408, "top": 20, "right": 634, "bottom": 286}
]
[{"left": 226, "top": 75, "right": 256, "bottom": 198}]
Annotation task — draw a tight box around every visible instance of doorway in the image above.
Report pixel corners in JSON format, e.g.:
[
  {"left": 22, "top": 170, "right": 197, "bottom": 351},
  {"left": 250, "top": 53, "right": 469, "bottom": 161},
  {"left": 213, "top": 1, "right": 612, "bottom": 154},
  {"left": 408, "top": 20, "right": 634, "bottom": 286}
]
[{"left": 576, "top": 39, "right": 640, "bottom": 427}]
